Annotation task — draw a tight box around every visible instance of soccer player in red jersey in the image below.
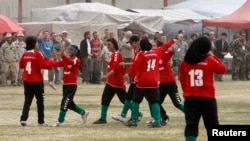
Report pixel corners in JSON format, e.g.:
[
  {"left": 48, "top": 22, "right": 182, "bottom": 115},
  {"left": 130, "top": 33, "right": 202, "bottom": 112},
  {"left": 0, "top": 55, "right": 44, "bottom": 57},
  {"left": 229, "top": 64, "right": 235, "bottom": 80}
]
[
  {"left": 179, "top": 37, "right": 226, "bottom": 141},
  {"left": 19, "top": 36, "right": 56, "bottom": 126},
  {"left": 158, "top": 41, "right": 184, "bottom": 126},
  {"left": 53, "top": 45, "right": 89, "bottom": 126},
  {"left": 112, "top": 35, "right": 143, "bottom": 122},
  {"left": 93, "top": 38, "right": 126, "bottom": 124},
  {"left": 125, "top": 38, "right": 176, "bottom": 127}
]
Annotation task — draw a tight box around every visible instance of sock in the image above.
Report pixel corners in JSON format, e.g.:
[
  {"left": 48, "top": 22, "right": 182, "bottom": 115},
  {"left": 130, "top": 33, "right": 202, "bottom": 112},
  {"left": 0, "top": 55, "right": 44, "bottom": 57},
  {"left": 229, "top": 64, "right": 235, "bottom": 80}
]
[
  {"left": 74, "top": 105, "right": 85, "bottom": 115},
  {"left": 131, "top": 102, "right": 139, "bottom": 121},
  {"left": 58, "top": 110, "right": 67, "bottom": 123},
  {"left": 150, "top": 103, "right": 161, "bottom": 124},
  {"left": 101, "top": 105, "right": 108, "bottom": 120},
  {"left": 179, "top": 104, "right": 185, "bottom": 112},
  {"left": 185, "top": 136, "right": 196, "bottom": 141},
  {"left": 121, "top": 99, "right": 132, "bottom": 118},
  {"left": 148, "top": 101, "right": 153, "bottom": 118}
]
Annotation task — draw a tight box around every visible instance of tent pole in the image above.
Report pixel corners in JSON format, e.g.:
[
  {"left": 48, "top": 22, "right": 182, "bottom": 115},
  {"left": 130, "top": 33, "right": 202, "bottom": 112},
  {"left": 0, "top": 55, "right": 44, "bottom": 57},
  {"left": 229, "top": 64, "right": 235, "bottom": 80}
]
[
  {"left": 216, "top": 27, "right": 219, "bottom": 38},
  {"left": 18, "top": 0, "right": 22, "bottom": 23}
]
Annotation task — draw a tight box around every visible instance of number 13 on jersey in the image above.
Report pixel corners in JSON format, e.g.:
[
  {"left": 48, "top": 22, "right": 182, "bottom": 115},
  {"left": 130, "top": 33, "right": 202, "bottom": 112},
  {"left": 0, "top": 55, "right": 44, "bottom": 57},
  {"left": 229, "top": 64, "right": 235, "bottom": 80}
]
[{"left": 188, "top": 69, "right": 203, "bottom": 87}]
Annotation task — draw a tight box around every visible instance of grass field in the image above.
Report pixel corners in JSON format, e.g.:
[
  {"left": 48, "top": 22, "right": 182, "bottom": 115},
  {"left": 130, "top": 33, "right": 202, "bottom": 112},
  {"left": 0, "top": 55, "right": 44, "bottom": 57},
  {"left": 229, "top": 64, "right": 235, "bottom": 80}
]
[{"left": 0, "top": 74, "right": 249, "bottom": 141}]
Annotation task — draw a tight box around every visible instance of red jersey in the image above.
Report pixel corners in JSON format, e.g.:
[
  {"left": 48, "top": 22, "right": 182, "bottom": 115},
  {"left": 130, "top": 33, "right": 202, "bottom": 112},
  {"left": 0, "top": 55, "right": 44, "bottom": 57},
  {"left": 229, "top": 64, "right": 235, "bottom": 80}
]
[
  {"left": 128, "top": 50, "right": 139, "bottom": 84},
  {"left": 19, "top": 50, "right": 55, "bottom": 82},
  {"left": 128, "top": 39, "right": 175, "bottom": 88},
  {"left": 180, "top": 55, "right": 226, "bottom": 99},
  {"left": 55, "top": 55, "right": 80, "bottom": 85},
  {"left": 159, "top": 51, "right": 175, "bottom": 83},
  {"left": 107, "top": 51, "right": 125, "bottom": 88}
]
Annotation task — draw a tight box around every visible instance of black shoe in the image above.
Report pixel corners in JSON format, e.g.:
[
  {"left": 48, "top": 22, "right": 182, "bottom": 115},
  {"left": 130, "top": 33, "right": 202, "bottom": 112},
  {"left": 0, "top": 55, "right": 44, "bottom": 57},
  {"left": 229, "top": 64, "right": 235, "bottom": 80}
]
[
  {"left": 149, "top": 122, "right": 161, "bottom": 128},
  {"left": 124, "top": 120, "right": 137, "bottom": 127},
  {"left": 161, "top": 118, "right": 169, "bottom": 126},
  {"left": 93, "top": 119, "right": 107, "bottom": 124},
  {"left": 137, "top": 112, "right": 143, "bottom": 122}
]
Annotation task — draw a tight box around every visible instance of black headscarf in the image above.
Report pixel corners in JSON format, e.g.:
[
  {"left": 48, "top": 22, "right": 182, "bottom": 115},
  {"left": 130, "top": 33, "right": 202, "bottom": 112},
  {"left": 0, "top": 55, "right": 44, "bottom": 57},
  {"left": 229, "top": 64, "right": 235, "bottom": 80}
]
[
  {"left": 184, "top": 37, "right": 211, "bottom": 64},
  {"left": 140, "top": 38, "right": 152, "bottom": 51}
]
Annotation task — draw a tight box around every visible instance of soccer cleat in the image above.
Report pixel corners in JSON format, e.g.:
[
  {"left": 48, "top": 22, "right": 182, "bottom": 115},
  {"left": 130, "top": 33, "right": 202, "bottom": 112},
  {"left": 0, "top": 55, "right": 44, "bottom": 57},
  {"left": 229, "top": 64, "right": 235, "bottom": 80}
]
[
  {"left": 81, "top": 111, "right": 89, "bottom": 124},
  {"left": 93, "top": 119, "right": 107, "bottom": 124},
  {"left": 53, "top": 121, "right": 62, "bottom": 127},
  {"left": 137, "top": 112, "right": 143, "bottom": 122},
  {"left": 112, "top": 114, "right": 126, "bottom": 122},
  {"left": 161, "top": 116, "right": 170, "bottom": 126},
  {"left": 124, "top": 120, "right": 137, "bottom": 127},
  {"left": 49, "top": 82, "right": 57, "bottom": 90},
  {"left": 148, "top": 122, "right": 161, "bottom": 128},
  {"left": 146, "top": 118, "right": 154, "bottom": 125},
  {"left": 20, "top": 121, "right": 27, "bottom": 126},
  {"left": 39, "top": 123, "right": 48, "bottom": 126}
]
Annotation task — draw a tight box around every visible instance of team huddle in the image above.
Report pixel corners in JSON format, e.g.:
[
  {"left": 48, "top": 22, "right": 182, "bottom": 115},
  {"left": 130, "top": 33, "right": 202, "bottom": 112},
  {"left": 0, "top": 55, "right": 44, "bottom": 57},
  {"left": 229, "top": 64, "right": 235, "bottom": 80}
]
[{"left": 19, "top": 33, "right": 226, "bottom": 141}]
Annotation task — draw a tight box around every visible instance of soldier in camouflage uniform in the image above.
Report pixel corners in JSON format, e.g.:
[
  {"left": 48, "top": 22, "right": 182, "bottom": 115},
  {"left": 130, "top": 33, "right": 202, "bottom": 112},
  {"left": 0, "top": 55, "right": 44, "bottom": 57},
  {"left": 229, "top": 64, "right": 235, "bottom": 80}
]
[
  {"left": 0, "top": 33, "right": 18, "bottom": 86},
  {"left": 229, "top": 32, "right": 250, "bottom": 80}
]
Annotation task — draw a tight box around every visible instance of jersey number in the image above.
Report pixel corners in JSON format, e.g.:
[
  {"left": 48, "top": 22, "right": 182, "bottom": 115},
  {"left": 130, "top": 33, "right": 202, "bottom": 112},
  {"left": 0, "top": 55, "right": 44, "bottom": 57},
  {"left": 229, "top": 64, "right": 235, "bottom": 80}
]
[
  {"left": 188, "top": 69, "right": 203, "bottom": 87},
  {"left": 26, "top": 62, "right": 32, "bottom": 74},
  {"left": 147, "top": 59, "right": 156, "bottom": 71}
]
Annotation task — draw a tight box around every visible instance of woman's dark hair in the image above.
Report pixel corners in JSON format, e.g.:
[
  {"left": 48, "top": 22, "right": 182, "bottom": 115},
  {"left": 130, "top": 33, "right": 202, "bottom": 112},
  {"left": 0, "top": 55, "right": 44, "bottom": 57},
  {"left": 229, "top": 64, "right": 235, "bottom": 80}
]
[
  {"left": 25, "top": 36, "right": 37, "bottom": 50},
  {"left": 70, "top": 45, "right": 80, "bottom": 58},
  {"left": 140, "top": 38, "right": 152, "bottom": 51},
  {"left": 84, "top": 31, "right": 90, "bottom": 39},
  {"left": 184, "top": 37, "right": 211, "bottom": 64},
  {"left": 107, "top": 38, "right": 119, "bottom": 50}
]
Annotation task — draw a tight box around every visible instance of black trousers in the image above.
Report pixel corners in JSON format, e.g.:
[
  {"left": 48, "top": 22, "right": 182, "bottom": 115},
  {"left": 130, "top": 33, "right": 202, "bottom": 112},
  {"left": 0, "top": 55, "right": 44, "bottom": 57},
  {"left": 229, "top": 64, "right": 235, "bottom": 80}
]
[
  {"left": 184, "top": 97, "right": 218, "bottom": 138},
  {"left": 60, "top": 85, "right": 77, "bottom": 111},
  {"left": 125, "top": 83, "right": 136, "bottom": 100},
  {"left": 133, "top": 87, "right": 160, "bottom": 104},
  {"left": 159, "top": 82, "right": 182, "bottom": 119},
  {"left": 101, "top": 84, "right": 126, "bottom": 106},
  {"left": 20, "top": 81, "right": 45, "bottom": 124}
]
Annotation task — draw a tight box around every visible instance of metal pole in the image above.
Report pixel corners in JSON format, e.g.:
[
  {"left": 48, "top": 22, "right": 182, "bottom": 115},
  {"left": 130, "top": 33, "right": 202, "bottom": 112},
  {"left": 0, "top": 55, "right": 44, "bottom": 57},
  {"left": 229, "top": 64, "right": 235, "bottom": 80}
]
[
  {"left": 112, "top": 0, "right": 116, "bottom": 6},
  {"left": 66, "top": 0, "right": 70, "bottom": 4},
  {"left": 18, "top": 0, "right": 22, "bottom": 23}
]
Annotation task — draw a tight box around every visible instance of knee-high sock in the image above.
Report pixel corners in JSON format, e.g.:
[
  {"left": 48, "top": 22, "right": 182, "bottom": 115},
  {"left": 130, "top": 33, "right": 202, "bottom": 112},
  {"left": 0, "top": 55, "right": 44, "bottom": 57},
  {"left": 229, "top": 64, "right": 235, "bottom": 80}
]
[
  {"left": 131, "top": 102, "right": 139, "bottom": 121},
  {"left": 150, "top": 103, "right": 161, "bottom": 124},
  {"left": 74, "top": 105, "right": 85, "bottom": 115},
  {"left": 185, "top": 136, "right": 196, "bottom": 141},
  {"left": 58, "top": 110, "right": 67, "bottom": 123},
  {"left": 121, "top": 99, "right": 132, "bottom": 118},
  {"left": 148, "top": 101, "right": 153, "bottom": 118},
  {"left": 101, "top": 105, "right": 108, "bottom": 120},
  {"left": 179, "top": 104, "right": 185, "bottom": 112}
]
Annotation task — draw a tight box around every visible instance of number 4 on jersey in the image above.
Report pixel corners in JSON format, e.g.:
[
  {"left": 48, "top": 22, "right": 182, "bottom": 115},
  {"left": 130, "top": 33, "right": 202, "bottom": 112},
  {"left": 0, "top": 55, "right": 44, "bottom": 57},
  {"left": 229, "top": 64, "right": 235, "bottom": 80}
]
[
  {"left": 26, "top": 62, "right": 32, "bottom": 74},
  {"left": 189, "top": 69, "right": 203, "bottom": 87}
]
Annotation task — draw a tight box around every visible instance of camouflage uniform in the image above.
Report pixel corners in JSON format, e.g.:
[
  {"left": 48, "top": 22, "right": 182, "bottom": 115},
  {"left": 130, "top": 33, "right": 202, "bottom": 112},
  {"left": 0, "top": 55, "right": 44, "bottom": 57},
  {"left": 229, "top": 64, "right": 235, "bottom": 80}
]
[
  {"left": 229, "top": 38, "right": 250, "bottom": 80},
  {"left": 0, "top": 41, "right": 18, "bottom": 86},
  {"left": 13, "top": 40, "right": 26, "bottom": 85},
  {"left": 172, "top": 41, "right": 188, "bottom": 77}
]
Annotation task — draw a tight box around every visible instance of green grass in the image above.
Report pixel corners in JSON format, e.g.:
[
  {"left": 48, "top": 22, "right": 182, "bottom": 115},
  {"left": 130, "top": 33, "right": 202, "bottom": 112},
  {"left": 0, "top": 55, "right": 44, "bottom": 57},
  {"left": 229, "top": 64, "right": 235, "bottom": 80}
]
[{"left": 0, "top": 74, "right": 249, "bottom": 141}]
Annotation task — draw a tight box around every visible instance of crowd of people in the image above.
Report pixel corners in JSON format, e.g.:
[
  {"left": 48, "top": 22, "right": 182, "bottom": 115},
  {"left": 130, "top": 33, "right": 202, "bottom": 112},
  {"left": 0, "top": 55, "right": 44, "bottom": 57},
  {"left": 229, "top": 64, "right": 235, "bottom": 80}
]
[{"left": 0, "top": 27, "right": 248, "bottom": 140}]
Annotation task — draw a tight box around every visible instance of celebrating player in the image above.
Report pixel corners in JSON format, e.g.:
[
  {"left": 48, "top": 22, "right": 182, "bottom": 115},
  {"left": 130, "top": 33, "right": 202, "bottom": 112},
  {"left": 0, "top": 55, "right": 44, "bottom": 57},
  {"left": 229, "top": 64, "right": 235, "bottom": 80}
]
[
  {"left": 19, "top": 36, "right": 56, "bottom": 126},
  {"left": 179, "top": 37, "right": 226, "bottom": 141},
  {"left": 53, "top": 45, "right": 89, "bottom": 126},
  {"left": 125, "top": 38, "right": 175, "bottom": 127},
  {"left": 93, "top": 38, "right": 126, "bottom": 124}
]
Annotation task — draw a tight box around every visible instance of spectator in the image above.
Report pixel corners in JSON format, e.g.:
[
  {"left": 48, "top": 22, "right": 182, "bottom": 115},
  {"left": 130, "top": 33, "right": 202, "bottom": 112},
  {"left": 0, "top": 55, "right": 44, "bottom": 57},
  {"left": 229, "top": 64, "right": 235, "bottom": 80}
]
[
  {"left": 13, "top": 31, "right": 26, "bottom": 85},
  {"left": 0, "top": 33, "right": 18, "bottom": 86},
  {"left": 80, "top": 31, "right": 92, "bottom": 84},
  {"left": 36, "top": 28, "right": 56, "bottom": 90}
]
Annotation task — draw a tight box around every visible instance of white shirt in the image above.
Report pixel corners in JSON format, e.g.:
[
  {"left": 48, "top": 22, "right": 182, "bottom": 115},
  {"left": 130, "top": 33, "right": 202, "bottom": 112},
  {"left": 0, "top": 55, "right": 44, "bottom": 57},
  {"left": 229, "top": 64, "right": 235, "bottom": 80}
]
[{"left": 87, "top": 39, "right": 91, "bottom": 55}]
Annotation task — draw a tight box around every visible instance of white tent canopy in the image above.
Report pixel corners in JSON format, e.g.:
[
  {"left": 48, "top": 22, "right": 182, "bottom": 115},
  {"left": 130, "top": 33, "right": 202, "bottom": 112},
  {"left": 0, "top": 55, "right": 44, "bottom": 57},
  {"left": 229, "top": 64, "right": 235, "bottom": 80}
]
[
  {"left": 164, "top": 0, "right": 246, "bottom": 18},
  {"left": 30, "top": 2, "right": 164, "bottom": 34},
  {"left": 127, "top": 9, "right": 210, "bottom": 24}
]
